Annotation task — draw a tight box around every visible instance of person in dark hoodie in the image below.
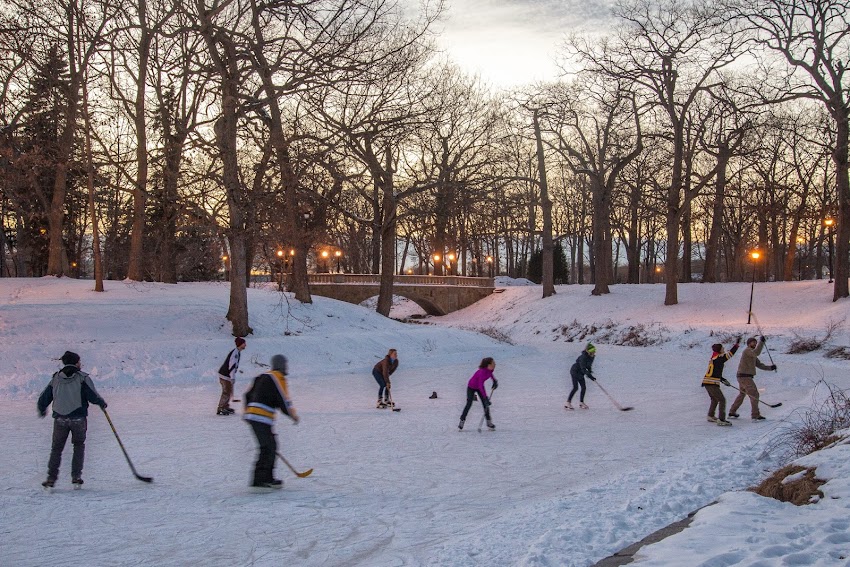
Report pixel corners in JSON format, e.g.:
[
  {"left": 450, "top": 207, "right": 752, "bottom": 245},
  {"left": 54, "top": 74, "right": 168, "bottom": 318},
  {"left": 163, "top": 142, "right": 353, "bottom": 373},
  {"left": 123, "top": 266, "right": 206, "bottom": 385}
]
[
  {"left": 37, "top": 351, "right": 107, "bottom": 489},
  {"left": 243, "top": 354, "right": 299, "bottom": 489},
  {"left": 566, "top": 343, "right": 596, "bottom": 410},
  {"left": 217, "top": 337, "right": 246, "bottom": 415}
]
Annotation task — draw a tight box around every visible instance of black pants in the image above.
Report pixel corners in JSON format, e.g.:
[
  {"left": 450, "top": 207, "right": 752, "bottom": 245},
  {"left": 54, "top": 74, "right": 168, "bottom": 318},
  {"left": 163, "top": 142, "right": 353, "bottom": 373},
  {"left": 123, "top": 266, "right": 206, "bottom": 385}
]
[
  {"left": 460, "top": 387, "right": 490, "bottom": 421},
  {"left": 568, "top": 371, "right": 586, "bottom": 403},
  {"left": 47, "top": 417, "right": 87, "bottom": 481},
  {"left": 248, "top": 420, "right": 277, "bottom": 484}
]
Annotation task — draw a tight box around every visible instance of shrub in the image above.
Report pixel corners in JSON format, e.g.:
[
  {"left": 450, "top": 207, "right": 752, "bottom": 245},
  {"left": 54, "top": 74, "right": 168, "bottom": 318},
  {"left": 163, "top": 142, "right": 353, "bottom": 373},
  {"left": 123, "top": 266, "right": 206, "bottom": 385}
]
[
  {"left": 786, "top": 317, "right": 844, "bottom": 354},
  {"left": 476, "top": 326, "right": 514, "bottom": 345},
  {"left": 824, "top": 346, "right": 850, "bottom": 360},
  {"left": 766, "top": 381, "right": 850, "bottom": 461}
]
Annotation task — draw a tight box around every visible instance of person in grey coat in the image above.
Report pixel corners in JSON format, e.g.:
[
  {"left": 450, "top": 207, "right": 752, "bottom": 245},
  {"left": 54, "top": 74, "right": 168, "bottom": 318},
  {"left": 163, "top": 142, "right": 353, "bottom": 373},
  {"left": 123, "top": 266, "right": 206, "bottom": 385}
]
[
  {"left": 37, "top": 351, "right": 107, "bottom": 489},
  {"left": 729, "top": 336, "right": 776, "bottom": 420}
]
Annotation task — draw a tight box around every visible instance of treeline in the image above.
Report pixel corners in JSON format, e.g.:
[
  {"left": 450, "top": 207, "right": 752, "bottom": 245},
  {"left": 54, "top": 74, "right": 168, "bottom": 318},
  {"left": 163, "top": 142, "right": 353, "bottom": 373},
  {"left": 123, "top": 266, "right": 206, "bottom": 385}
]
[{"left": 0, "top": 0, "right": 847, "bottom": 334}]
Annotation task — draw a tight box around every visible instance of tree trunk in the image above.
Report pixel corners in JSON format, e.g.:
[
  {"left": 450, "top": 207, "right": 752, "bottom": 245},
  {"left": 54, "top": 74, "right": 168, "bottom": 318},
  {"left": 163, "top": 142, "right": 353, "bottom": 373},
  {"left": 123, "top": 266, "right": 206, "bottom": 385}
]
[
  {"left": 833, "top": 112, "right": 850, "bottom": 300},
  {"left": 533, "top": 110, "right": 555, "bottom": 297},
  {"left": 703, "top": 145, "right": 729, "bottom": 283},
  {"left": 377, "top": 147, "right": 395, "bottom": 317},
  {"left": 81, "top": 80, "right": 104, "bottom": 291}
]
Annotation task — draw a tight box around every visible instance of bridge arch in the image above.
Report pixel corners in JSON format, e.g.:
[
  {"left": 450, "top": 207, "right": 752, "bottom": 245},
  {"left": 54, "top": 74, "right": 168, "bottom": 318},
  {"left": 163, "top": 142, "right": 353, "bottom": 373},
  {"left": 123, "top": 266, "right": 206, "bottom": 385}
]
[{"left": 298, "top": 274, "right": 494, "bottom": 315}]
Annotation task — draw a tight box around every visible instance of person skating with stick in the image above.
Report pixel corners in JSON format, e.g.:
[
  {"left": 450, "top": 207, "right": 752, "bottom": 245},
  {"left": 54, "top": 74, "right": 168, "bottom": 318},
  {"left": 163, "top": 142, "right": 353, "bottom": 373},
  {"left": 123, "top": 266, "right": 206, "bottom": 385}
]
[
  {"left": 371, "top": 348, "right": 398, "bottom": 409},
  {"left": 216, "top": 337, "right": 246, "bottom": 415},
  {"left": 566, "top": 343, "right": 596, "bottom": 410},
  {"left": 729, "top": 336, "right": 777, "bottom": 421},
  {"left": 243, "top": 354, "right": 299, "bottom": 490},
  {"left": 37, "top": 351, "right": 107, "bottom": 490},
  {"left": 702, "top": 338, "right": 740, "bottom": 426},
  {"left": 458, "top": 357, "right": 498, "bottom": 431}
]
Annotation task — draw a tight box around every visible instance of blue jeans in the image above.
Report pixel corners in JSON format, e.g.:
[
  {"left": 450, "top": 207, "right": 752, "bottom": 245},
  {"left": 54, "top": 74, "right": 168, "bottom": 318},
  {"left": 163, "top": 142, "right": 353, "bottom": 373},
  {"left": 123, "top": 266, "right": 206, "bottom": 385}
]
[{"left": 372, "top": 369, "right": 388, "bottom": 399}]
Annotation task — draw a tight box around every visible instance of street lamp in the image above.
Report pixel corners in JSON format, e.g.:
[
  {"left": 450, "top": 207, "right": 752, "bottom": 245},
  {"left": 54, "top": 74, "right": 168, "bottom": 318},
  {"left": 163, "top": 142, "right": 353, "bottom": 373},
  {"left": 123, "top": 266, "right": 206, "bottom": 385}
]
[
  {"left": 796, "top": 237, "right": 805, "bottom": 280},
  {"left": 334, "top": 250, "right": 342, "bottom": 273},
  {"left": 486, "top": 255, "right": 493, "bottom": 278},
  {"left": 321, "top": 250, "right": 329, "bottom": 273},
  {"left": 433, "top": 253, "right": 441, "bottom": 276},
  {"left": 824, "top": 218, "right": 835, "bottom": 283},
  {"left": 276, "top": 249, "right": 284, "bottom": 290},
  {"left": 447, "top": 253, "right": 455, "bottom": 276},
  {"left": 747, "top": 250, "right": 761, "bottom": 324}
]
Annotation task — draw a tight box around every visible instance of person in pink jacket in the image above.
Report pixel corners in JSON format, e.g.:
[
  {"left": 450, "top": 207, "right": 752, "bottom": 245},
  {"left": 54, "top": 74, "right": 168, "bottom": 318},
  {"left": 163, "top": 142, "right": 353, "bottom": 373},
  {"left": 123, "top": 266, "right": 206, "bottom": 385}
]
[{"left": 458, "top": 357, "right": 498, "bottom": 431}]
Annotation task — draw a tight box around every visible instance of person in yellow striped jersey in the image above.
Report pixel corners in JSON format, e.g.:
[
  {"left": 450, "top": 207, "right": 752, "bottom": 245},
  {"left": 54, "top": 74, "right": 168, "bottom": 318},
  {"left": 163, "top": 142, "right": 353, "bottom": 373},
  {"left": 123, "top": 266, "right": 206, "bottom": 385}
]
[
  {"left": 243, "top": 354, "right": 299, "bottom": 489},
  {"left": 701, "top": 337, "right": 740, "bottom": 426}
]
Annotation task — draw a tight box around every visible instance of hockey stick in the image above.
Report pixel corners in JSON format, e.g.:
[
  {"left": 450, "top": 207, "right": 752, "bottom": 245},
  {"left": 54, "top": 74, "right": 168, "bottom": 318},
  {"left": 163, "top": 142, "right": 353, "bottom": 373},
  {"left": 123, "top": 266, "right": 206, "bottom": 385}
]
[
  {"left": 722, "top": 381, "right": 782, "bottom": 408},
  {"left": 748, "top": 311, "right": 778, "bottom": 370},
  {"left": 101, "top": 408, "right": 153, "bottom": 483},
  {"left": 276, "top": 452, "right": 313, "bottom": 478},
  {"left": 387, "top": 388, "right": 401, "bottom": 412},
  {"left": 593, "top": 380, "right": 634, "bottom": 411},
  {"left": 477, "top": 388, "right": 495, "bottom": 432}
]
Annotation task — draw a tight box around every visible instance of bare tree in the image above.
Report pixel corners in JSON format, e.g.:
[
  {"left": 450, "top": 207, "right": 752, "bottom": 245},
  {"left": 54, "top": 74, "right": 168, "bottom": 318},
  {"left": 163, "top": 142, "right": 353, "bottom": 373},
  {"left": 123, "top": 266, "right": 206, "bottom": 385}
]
[{"left": 729, "top": 0, "right": 850, "bottom": 300}]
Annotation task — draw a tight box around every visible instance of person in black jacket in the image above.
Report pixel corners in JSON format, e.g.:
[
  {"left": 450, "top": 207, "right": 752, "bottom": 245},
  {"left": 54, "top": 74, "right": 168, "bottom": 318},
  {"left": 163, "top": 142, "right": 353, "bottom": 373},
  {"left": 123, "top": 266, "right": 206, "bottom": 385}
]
[
  {"left": 243, "top": 354, "right": 299, "bottom": 489},
  {"left": 37, "top": 351, "right": 107, "bottom": 489},
  {"left": 566, "top": 343, "right": 596, "bottom": 409}
]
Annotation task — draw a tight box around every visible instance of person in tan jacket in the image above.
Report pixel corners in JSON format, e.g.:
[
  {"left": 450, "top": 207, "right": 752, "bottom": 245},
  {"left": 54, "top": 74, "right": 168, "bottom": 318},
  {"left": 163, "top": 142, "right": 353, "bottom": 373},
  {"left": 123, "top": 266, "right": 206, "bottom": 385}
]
[{"left": 729, "top": 336, "right": 776, "bottom": 420}]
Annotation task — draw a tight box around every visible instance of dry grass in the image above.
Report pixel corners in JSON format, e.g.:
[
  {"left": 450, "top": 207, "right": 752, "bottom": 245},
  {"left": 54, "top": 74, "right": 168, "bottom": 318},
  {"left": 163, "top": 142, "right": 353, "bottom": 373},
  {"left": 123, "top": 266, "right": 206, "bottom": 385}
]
[{"left": 750, "top": 465, "right": 826, "bottom": 506}]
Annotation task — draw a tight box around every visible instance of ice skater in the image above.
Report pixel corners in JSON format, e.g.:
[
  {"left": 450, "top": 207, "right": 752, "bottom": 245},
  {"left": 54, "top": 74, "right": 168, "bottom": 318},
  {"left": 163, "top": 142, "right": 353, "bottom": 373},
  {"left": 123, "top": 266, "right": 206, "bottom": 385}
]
[
  {"left": 566, "top": 343, "right": 596, "bottom": 409},
  {"left": 216, "top": 337, "right": 246, "bottom": 415},
  {"left": 458, "top": 357, "right": 498, "bottom": 431},
  {"left": 729, "top": 336, "right": 776, "bottom": 420},
  {"left": 37, "top": 351, "right": 108, "bottom": 489},
  {"left": 372, "top": 348, "right": 398, "bottom": 408},
  {"left": 243, "top": 354, "right": 299, "bottom": 489},
  {"left": 702, "top": 337, "right": 740, "bottom": 426}
]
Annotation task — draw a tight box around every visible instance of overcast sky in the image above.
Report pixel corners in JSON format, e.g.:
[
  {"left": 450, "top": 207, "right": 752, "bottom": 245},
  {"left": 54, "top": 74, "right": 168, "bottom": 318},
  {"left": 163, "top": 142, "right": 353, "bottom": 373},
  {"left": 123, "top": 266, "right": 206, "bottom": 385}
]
[{"left": 433, "top": 0, "right": 615, "bottom": 89}]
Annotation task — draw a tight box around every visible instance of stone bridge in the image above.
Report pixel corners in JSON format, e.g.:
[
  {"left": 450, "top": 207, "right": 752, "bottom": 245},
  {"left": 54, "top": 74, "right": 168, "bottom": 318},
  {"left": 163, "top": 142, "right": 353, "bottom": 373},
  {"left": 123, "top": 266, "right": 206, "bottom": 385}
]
[{"left": 299, "top": 274, "right": 495, "bottom": 315}]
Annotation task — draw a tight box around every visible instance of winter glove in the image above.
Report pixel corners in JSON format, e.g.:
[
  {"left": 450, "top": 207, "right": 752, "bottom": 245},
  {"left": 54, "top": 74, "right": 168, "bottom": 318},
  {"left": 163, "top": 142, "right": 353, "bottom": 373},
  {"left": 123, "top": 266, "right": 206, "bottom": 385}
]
[
  {"left": 769, "top": 364, "right": 778, "bottom": 371},
  {"left": 38, "top": 408, "right": 47, "bottom": 418},
  {"left": 760, "top": 335, "right": 767, "bottom": 343},
  {"left": 492, "top": 379, "right": 499, "bottom": 390},
  {"left": 720, "top": 378, "right": 731, "bottom": 386},
  {"left": 99, "top": 401, "right": 108, "bottom": 410},
  {"left": 588, "top": 375, "right": 597, "bottom": 382}
]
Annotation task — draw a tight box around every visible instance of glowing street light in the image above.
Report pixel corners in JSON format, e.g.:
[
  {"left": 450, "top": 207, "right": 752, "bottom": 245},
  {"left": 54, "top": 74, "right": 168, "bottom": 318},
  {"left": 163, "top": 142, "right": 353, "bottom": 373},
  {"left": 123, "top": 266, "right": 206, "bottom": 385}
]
[
  {"left": 486, "top": 255, "right": 493, "bottom": 278},
  {"left": 447, "top": 253, "right": 455, "bottom": 276},
  {"left": 747, "top": 250, "right": 761, "bottom": 324},
  {"left": 433, "top": 253, "right": 442, "bottom": 276},
  {"left": 334, "top": 250, "right": 342, "bottom": 273},
  {"left": 321, "top": 250, "right": 329, "bottom": 272},
  {"left": 824, "top": 218, "right": 835, "bottom": 283}
]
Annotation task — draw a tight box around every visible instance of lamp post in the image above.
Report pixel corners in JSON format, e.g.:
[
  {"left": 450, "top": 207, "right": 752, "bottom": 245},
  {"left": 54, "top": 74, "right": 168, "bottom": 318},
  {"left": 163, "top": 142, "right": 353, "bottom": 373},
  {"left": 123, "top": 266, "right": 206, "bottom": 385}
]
[
  {"left": 321, "top": 250, "right": 329, "bottom": 273},
  {"left": 824, "top": 218, "right": 835, "bottom": 283},
  {"left": 796, "top": 237, "right": 805, "bottom": 280},
  {"left": 433, "top": 253, "right": 441, "bottom": 276},
  {"left": 334, "top": 250, "right": 342, "bottom": 273},
  {"left": 447, "top": 253, "right": 455, "bottom": 276},
  {"left": 276, "top": 249, "right": 284, "bottom": 290},
  {"left": 747, "top": 250, "right": 761, "bottom": 324},
  {"left": 486, "top": 255, "right": 494, "bottom": 278},
  {"left": 222, "top": 254, "right": 229, "bottom": 280}
]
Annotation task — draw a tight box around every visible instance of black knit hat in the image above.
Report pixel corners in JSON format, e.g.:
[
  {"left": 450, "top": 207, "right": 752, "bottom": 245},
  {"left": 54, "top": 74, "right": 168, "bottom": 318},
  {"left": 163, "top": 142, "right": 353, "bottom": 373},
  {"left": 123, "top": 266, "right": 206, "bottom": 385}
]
[
  {"left": 270, "top": 354, "right": 288, "bottom": 374},
  {"left": 61, "top": 351, "right": 80, "bottom": 365}
]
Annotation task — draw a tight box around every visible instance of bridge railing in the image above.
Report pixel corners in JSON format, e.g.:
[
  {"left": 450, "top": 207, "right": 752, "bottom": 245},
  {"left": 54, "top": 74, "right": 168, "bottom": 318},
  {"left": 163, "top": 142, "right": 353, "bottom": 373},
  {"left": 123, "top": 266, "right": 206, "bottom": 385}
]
[{"left": 299, "top": 274, "right": 494, "bottom": 287}]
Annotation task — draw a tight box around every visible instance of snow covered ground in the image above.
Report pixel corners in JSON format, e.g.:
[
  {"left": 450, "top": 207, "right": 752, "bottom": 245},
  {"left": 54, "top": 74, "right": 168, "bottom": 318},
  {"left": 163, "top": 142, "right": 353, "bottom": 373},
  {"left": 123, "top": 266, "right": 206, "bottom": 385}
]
[{"left": 1, "top": 277, "right": 848, "bottom": 566}]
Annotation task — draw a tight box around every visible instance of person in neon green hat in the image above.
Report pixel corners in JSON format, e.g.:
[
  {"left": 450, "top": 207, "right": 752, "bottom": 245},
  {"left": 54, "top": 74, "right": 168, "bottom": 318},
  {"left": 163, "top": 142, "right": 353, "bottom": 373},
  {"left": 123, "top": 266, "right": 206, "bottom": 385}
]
[{"left": 566, "top": 343, "right": 596, "bottom": 409}]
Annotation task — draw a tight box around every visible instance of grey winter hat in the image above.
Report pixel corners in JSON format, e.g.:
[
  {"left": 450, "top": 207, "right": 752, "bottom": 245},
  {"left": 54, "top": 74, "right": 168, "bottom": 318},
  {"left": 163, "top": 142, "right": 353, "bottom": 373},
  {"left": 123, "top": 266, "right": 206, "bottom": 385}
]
[
  {"left": 270, "top": 354, "right": 288, "bottom": 374},
  {"left": 61, "top": 351, "right": 80, "bottom": 366}
]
